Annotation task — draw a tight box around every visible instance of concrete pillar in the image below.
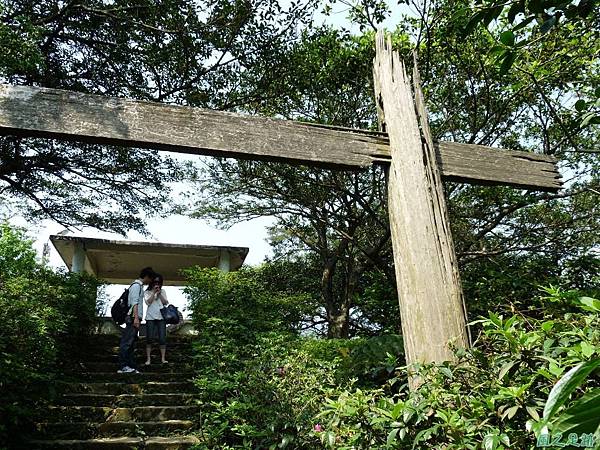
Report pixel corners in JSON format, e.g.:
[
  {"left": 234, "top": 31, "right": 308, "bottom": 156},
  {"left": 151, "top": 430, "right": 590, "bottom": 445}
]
[
  {"left": 218, "top": 249, "right": 231, "bottom": 272},
  {"left": 71, "top": 242, "right": 86, "bottom": 273}
]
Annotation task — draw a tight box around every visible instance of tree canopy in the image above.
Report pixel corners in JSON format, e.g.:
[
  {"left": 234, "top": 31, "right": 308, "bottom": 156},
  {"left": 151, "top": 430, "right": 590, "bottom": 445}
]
[
  {"left": 188, "top": 0, "right": 598, "bottom": 336},
  {"left": 0, "top": 0, "right": 317, "bottom": 232}
]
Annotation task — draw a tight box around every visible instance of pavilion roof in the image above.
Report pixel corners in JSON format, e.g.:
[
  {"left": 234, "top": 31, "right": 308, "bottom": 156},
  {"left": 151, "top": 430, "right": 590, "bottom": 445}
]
[{"left": 50, "top": 235, "right": 248, "bottom": 285}]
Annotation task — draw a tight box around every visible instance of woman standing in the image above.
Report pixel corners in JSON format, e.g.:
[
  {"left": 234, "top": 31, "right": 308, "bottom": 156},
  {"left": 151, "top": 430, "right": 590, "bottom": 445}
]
[{"left": 144, "top": 273, "right": 169, "bottom": 365}]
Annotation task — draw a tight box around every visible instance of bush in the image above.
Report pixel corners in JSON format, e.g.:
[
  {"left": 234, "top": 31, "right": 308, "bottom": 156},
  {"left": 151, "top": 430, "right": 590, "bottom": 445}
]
[
  {"left": 317, "top": 290, "right": 600, "bottom": 449},
  {"left": 0, "top": 224, "right": 101, "bottom": 445},
  {"left": 185, "top": 264, "right": 600, "bottom": 449},
  {"left": 185, "top": 266, "right": 408, "bottom": 448}
]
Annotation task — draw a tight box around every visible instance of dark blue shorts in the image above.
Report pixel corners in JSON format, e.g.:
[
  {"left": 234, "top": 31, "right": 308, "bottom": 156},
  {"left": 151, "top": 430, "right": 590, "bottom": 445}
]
[{"left": 146, "top": 319, "right": 166, "bottom": 346}]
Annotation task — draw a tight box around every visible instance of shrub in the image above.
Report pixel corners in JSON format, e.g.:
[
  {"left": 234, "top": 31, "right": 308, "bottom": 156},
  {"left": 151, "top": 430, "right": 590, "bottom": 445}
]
[
  {"left": 185, "top": 266, "right": 409, "bottom": 448},
  {"left": 317, "top": 291, "right": 600, "bottom": 449},
  {"left": 0, "top": 224, "right": 101, "bottom": 445},
  {"left": 185, "top": 264, "right": 600, "bottom": 449}
]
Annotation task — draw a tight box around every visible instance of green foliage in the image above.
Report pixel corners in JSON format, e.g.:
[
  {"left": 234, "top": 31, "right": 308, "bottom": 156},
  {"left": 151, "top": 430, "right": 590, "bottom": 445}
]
[
  {"left": 185, "top": 266, "right": 406, "bottom": 448},
  {"left": 354, "top": 271, "right": 400, "bottom": 335},
  {"left": 185, "top": 266, "right": 312, "bottom": 340},
  {"left": 190, "top": 333, "right": 350, "bottom": 449},
  {"left": 0, "top": 0, "right": 317, "bottom": 233},
  {"left": 451, "top": 0, "right": 600, "bottom": 127},
  {"left": 0, "top": 4, "right": 42, "bottom": 77},
  {"left": 0, "top": 222, "right": 37, "bottom": 277},
  {"left": 0, "top": 224, "right": 101, "bottom": 445},
  {"left": 190, "top": 9, "right": 599, "bottom": 339},
  {"left": 317, "top": 291, "right": 600, "bottom": 449}
]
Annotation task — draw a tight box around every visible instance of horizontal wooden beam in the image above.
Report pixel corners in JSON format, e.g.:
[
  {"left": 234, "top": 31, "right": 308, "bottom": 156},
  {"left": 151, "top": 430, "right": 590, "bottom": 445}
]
[{"left": 0, "top": 84, "right": 561, "bottom": 191}]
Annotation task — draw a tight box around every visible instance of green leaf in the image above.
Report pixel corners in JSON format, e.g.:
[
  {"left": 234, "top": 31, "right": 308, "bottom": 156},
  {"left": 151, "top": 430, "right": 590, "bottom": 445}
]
[
  {"left": 581, "top": 113, "right": 600, "bottom": 127},
  {"left": 483, "top": 433, "right": 500, "bottom": 450},
  {"left": 279, "top": 435, "right": 293, "bottom": 448},
  {"left": 503, "top": 405, "right": 520, "bottom": 419},
  {"left": 489, "top": 45, "right": 507, "bottom": 57},
  {"left": 527, "top": 0, "right": 544, "bottom": 14},
  {"left": 543, "top": 360, "right": 600, "bottom": 423},
  {"left": 499, "top": 51, "right": 517, "bottom": 75},
  {"left": 391, "top": 402, "right": 404, "bottom": 420},
  {"left": 440, "top": 367, "right": 453, "bottom": 379},
  {"left": 499, "top": 360, "right": 517, "bottom": 380},
  {"left": 483, "top": 5, "right": 504, "bottom": 27},
  {"left": 464, "top": 11, "right": 485, "bottom": 35},
  {"left": 387, "top": 428, "right": 399, "bottom": 446},
  {"left": 500, "top": 30, "right": 515, "bottom": 46},
  {"left": 575, "top": 100, "right": 587, "bottom": 112},
  {"left": 507, "top": 1, "right": 524, "bottom": 23},
  {"left": 549, "top": 362, "right": 566, "bottom": 378},
  {"left": 527, "top": 405, "right": 541, "bottom": 421},
  {"left": 579, "top": 297, "right": 600, "bottom": 313},
  {"left": 552, "top": 389, "right": 600, "bottom": 435},
  {"left": 581, "top": 342, "right": 596, "bottom": 359},
  {"left": 325, "top": 431, "right": 336, "bottom": 447},
  {"left": 542, "top": 321, "right": 555, "bottom": 332}
]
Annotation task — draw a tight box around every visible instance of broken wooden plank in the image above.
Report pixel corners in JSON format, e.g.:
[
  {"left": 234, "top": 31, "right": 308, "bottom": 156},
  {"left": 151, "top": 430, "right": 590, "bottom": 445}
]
[
  {"left": 0, "top": 83, "right": 561, "bottom": 191},
  {"left": 374, "top": 32, "right": 469, "bottom": 371}
]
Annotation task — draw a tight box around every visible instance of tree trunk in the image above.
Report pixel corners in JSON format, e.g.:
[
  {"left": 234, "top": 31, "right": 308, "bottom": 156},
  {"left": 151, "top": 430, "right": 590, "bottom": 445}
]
[
  {"left": 321, "top": 259, "right": 350, "bottom": 339},
  {"left": 327, "top": 304, "right": 350, "bottom": 339}
]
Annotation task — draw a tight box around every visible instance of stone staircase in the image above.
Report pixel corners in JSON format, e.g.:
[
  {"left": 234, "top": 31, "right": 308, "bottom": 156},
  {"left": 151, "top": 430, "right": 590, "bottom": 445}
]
[{"left": 27, "top": 334, "right": 200, "bottom": 449}]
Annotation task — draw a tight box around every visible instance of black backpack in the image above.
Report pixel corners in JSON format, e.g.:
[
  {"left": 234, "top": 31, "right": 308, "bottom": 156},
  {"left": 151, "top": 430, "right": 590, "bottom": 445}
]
[{"left": 111, "top": 284, "right": 133, "bottom": 324}]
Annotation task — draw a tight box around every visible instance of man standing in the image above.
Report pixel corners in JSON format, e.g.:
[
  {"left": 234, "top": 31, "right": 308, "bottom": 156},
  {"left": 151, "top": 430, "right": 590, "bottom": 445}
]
[{"left": 118, "top": 267, "right": 155, "bottom": 373}]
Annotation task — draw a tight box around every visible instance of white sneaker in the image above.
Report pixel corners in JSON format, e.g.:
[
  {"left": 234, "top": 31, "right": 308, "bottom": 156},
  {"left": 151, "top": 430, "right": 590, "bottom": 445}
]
[{"left": 117, "top": 366, "right": 135, "bottom": 373}]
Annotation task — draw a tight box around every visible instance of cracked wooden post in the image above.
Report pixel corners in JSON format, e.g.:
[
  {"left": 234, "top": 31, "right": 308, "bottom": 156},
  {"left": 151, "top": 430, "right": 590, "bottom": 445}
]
[{"left": 373, "top": 31, "right": 470, "bottom": 383}]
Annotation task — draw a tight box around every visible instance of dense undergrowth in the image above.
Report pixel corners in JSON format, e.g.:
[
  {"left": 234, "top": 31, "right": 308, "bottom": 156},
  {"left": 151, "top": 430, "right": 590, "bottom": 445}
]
[
  {"left": 186, "top": 268, "right": 600, "bottom": 449},
  {"left": 0, "top": 224, "right": 101, "bottom": 447},
  {"left": 1, "top": 223, "right": 598, "bottom": 449}
]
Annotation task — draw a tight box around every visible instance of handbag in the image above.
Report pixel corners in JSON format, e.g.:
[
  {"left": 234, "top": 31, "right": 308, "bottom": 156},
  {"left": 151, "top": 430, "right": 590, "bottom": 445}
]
[{"left": 161, "top": 304, "right": 180, "bottom": 325}]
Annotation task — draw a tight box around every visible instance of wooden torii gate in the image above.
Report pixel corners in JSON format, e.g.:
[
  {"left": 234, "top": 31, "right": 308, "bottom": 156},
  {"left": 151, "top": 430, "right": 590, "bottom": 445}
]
[{"left": 0, "top": 31, "right": 561, "bottom": 370}]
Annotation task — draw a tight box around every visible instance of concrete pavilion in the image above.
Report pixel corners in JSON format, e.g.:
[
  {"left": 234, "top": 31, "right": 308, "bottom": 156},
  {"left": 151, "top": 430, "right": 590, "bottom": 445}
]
[{"left": 50, "top": 235, "right": 249, "bottom": 284}]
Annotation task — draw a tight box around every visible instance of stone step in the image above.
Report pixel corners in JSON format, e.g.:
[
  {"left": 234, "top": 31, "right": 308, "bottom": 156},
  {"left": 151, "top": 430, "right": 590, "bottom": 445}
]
[
  {"left": 59, "top": 393, "right": 198, "bottom": 407},
  {"left": 76, "top": 353, "right": 189, "bottom": 363},
  {"left": 90, "top": 333, "right": 194, "bottom": 341},
  {"left": 46, "top": 406, "right": 199, "bottom": 423},
  {"left": 28, "top": 435, "right": 200, "bottom": 449},
  {"left": 76, "top": 362, "right": 190, "bottom": 373},
  {"left": 58, "top": 382, "right": 196, "bottom": 395},
  {"left": 34, "top": 420, "right": 195, "bottom": 439},
  {"left": 72, "top": 372, "right": 195, "bottom": 382},
  {"left": 82, "top": 345, "right": 193, "bottom": 353},
  {"left": 90, "top": 341, "right": 194, "bottom": 351}
]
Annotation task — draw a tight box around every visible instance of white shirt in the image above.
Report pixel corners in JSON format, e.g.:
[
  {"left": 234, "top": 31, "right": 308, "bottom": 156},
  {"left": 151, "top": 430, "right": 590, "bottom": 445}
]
[{"left": 144, "top": 288, "right": 168, "bottom": 321}]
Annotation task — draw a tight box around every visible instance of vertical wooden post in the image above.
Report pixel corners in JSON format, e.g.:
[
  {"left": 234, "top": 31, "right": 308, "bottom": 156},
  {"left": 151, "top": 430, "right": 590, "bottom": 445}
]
[{"left": 373, "top": 31, "right": 469, "bottom": 373}]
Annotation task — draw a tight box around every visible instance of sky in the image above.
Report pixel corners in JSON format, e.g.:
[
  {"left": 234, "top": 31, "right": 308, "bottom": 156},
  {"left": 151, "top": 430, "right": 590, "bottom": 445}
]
[
  {"left": 10, "top": 206, "right": 276, "bottom": 318},
  {"left": 6, "top": 1, "right": 407, "bottom": 318}
]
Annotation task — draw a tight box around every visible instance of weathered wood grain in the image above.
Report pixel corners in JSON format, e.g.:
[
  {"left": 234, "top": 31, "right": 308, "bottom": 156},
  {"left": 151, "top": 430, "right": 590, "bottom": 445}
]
[
  {"left": 374, "top": 32, "right": 469, "bottom": 373},
  {"left": 0, "top": 83, "right": 561, "bottom": 191}
]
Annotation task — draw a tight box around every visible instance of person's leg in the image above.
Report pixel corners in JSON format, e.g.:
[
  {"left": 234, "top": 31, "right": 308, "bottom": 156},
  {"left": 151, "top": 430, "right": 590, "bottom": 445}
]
[
  {"left": 158, "top": 320, "right": 167, "bottom": 363},
  {"left": 126, "top": 317, "right": 139, "bottom": 370},
  {"left": 118, "top": 317, "right": 135, "bottom": 370},
  {"left": 145, "top": 320, "right": 155, "bottom": 365}
]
